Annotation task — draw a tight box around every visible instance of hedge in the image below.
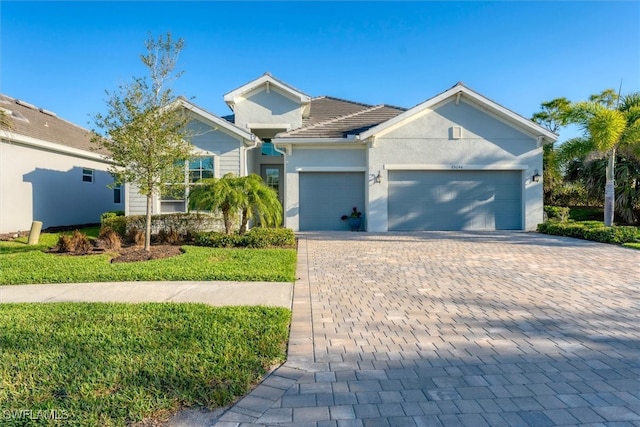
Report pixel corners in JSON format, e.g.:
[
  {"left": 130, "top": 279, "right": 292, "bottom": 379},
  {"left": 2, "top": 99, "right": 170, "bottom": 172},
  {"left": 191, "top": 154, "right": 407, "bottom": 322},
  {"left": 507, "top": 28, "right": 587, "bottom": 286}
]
[
  {"left": 195, "top": 228, "right": 296, "bottom": 248},
  {"left": 537, "top": 221, "right": 640, "bottom": 244},
  {"left": 102, "top": 213, "right": 224, "bottom": 241}
]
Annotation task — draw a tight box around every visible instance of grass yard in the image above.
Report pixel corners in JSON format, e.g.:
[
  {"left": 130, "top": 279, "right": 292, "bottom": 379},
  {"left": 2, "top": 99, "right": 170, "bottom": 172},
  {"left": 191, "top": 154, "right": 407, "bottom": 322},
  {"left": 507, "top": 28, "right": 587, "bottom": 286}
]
[
  {"left": 0, "top": 303, "right": 290, "bottom": 426},
  {"left": 0, "top": 231, "right": 297, "bottom": 285}
]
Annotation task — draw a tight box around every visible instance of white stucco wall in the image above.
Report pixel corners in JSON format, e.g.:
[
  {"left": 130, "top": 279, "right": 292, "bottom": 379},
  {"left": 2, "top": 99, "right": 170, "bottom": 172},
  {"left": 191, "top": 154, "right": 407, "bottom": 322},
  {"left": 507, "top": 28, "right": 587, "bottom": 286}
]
[
  {"left": 283, "top": 145, "right": 366, "bottom": 230},
  {"left": 367, "top": 99, "right": 543, "bottom": 231},
  {"left": 1, "top": 141, "right": 122, "bottom": 233},
  {"left": 233, "top": 87, "right": 303, "bottom": 131}
]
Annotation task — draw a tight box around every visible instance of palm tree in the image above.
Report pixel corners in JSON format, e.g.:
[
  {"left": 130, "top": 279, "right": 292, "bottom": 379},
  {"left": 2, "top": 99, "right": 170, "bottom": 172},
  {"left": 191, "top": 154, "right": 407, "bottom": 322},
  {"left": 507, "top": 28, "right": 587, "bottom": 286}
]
[
  {"left": 237, "top": 174, "right": 282, "bottom": 234},
  {"left": 188, "top": 173, "right": 243, "bottom": 234},
  {"left": 566, "top": 91, "right": 640, "bottom": 225}
]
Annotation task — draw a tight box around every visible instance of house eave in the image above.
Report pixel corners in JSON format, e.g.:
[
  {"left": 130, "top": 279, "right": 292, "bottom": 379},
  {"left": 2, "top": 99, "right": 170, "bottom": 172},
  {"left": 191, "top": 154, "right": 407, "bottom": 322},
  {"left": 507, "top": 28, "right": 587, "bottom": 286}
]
[
  {"left": 272, "top": 137, "right": 366, "bottom": 145},
  {"left": 1, "top": 130, "right": 111, "bottom": 163}
]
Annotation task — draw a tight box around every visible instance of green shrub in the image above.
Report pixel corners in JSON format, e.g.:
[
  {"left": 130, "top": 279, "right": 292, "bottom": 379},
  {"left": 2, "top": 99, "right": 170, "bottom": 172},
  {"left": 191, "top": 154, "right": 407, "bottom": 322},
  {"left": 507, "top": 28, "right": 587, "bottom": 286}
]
[
  {"left": 103, "top": 213, "right": 224, "bottom": 241},
  {"left": 245, "top": 228, "right": 296, "bottom": 248},
  {"left": 195, "top": 232, "right": 245, "bottom": 248},
  {"left": 544, "top": 206, "right": 570, "bottom": 222},
  {"left": 102, "top": 216, "right": 127, "bottom": 237},
  {"left": 100, "top": 210, "right": 125, "bottom": 222},
  {"left": 537, "top": 221, "right": 640, "bottom": 244},
  {"left": 569, "top": 207, "right": 603, "bottom": 222},
  {"left": 195, "top": 228, "right": 295, "bottom": 248}
]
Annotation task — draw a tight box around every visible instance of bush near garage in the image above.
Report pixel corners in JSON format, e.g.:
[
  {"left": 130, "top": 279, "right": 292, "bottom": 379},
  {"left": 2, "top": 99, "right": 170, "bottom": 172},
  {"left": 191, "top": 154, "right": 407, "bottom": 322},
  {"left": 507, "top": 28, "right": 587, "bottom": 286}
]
[
  {"left": 195, "top": 228, "right": 296, "bottom": 249},
  {"left": 537, "top": 220, "right": 640, "bottom": 244}
]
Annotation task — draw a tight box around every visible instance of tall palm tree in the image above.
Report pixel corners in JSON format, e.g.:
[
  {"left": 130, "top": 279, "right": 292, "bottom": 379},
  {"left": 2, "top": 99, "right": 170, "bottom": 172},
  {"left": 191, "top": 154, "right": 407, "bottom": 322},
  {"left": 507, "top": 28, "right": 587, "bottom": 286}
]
[
  {"left": 567, "top": 91, "right": 640, "bottom": 225},
  {"left": 188, "top": 174, "right": 242, "bottom": 234},
  {"left": 237, "top": 174, "right": 282, "bottom": 234}
]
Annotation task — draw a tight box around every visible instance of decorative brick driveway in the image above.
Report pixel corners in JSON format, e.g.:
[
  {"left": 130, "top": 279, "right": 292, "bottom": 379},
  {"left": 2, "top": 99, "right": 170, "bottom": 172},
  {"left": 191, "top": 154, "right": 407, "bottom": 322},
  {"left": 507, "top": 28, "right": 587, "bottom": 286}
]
[{"left": 216, "top": 232, "right": 640, "bottom": 426}]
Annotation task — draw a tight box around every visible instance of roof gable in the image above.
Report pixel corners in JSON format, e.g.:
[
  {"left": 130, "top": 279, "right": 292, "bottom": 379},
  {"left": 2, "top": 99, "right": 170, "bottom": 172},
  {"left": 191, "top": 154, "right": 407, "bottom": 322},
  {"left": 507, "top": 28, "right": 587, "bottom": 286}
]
[
  {"left": 175, "top": 97, "right": 256, "bottom": 144},
  {"left": 359, "top": 83, "right": 558, "bottom": 144},
  {"left": 223, "top": 73, "right": 311, "bottom": 113}
]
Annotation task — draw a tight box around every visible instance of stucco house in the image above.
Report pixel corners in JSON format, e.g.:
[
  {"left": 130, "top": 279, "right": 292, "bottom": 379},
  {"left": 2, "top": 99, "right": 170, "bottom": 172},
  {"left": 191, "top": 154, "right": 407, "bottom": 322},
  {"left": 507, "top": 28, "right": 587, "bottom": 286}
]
[
  {"left": 0, "top": 94, "right": 123, "bottom": 234},
  {"left": 127, "top": 73, "right": 557, "bottom": 232}
]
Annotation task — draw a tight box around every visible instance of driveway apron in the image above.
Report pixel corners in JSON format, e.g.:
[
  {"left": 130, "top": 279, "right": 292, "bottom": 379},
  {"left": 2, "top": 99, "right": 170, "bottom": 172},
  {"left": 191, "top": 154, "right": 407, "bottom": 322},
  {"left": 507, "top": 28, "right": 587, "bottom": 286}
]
[{"left": 215, "top": 231, "right": 640, "bottom": 427}]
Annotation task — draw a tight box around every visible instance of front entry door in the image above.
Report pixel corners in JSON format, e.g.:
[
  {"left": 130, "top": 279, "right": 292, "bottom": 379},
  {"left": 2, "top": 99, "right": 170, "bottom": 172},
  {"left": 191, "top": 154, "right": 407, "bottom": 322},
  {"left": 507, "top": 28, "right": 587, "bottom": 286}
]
[{"left": 261, "top": 165, "right": 284, "bottom": 204}]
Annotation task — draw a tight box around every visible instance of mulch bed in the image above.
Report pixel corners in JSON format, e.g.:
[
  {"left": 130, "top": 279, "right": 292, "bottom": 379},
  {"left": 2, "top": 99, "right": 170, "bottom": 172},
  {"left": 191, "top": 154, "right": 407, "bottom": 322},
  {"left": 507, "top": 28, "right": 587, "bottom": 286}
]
[{"left": 109, "top": 245, "right": 183, "bottom": 263}]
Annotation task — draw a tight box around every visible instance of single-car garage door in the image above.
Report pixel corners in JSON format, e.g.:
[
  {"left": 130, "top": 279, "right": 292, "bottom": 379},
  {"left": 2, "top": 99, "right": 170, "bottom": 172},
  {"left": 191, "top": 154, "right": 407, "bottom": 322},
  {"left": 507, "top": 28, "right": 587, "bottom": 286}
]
[
  {"left": 299, "top": 172, "right": 365, "bottom": 231},
  {"left": 388, "top": 170, "right": 522, "bottom": 230}
]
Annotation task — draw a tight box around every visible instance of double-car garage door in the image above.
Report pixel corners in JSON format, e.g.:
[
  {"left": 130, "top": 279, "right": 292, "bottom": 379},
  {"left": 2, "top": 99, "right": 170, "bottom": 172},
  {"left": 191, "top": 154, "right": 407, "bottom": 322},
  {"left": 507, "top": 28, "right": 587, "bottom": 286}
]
[
  {"left": 388, "top": 170, "right": 522, "bottom": 231},
  {"left": 298, "top": 170, "right": 523, "bottom": 231}
]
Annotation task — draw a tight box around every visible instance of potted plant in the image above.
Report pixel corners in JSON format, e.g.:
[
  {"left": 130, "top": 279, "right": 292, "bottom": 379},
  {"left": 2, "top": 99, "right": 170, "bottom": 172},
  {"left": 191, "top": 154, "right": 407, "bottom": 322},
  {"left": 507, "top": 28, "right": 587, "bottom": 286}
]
[{"left": 341, "top": 206, "right": 363, "bottom": 231}]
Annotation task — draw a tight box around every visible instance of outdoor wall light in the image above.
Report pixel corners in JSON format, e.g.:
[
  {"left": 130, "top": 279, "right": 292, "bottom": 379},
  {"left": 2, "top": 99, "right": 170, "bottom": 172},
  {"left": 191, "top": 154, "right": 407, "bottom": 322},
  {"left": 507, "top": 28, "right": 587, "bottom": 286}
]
[
  {"left": 375, "top": 170, "right": 382, "bottom": 184},
  {"left": 532, "top": 170, "right": 541, "bottom": 183}
]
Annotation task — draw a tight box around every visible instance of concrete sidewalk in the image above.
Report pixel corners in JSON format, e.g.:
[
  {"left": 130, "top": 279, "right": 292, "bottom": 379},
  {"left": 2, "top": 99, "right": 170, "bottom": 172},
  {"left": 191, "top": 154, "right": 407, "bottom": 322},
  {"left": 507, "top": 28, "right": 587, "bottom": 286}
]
[{"left": 0, "top": 281, "right": 293, "bottom": 308}]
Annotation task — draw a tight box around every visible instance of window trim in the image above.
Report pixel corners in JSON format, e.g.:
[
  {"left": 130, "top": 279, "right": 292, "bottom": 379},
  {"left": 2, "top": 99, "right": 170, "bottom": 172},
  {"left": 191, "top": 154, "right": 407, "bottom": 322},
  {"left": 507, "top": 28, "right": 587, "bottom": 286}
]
[{"left": 82, "top": 168, "right": 94, "bottom": 183}]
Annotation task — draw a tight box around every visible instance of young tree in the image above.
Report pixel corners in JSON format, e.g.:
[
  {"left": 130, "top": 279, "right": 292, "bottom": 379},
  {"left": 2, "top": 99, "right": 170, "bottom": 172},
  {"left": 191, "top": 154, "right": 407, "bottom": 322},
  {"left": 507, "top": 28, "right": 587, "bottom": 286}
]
[
  {"left": 93, "top": 33, "right": 193, "bottom": 251},
  {"left": 188, "top": 174, "right": 283, "bottom": 234},
  {"left": 566, "top": 90, "right": 640, "bottom": 225},
  {"left": 188, "top": 174, "right": 243, "bottom": 234},
  {"left": 237, "top": 174, "right": 282, "bottom": 234}
]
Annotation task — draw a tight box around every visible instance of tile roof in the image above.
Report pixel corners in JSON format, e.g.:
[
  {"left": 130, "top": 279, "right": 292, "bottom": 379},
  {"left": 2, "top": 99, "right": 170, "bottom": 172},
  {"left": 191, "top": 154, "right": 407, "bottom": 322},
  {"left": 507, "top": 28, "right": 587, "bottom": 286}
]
[
  {"left": 279, "top": 100, "right": 406, "bottom": 139},
  {"left": 0, "top": 94, "right": 107, "bottom": 155}
]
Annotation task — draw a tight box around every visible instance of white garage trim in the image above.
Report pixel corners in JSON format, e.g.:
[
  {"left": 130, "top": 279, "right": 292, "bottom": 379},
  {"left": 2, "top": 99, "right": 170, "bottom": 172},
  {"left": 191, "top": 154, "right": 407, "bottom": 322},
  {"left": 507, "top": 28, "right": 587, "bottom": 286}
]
[
  {"left": 384, "top": 163, "right": 528, "bottom": 171},
  {"left": 295, "top": 167, "right": 367, "bottom": 172}
]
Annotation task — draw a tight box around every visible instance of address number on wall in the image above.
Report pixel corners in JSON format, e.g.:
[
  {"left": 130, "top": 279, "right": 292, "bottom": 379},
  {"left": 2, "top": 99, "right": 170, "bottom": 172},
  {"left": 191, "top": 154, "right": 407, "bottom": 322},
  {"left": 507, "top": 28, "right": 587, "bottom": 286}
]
[{"left": 450, "top": 164, "right": 464, "bottom": 169}]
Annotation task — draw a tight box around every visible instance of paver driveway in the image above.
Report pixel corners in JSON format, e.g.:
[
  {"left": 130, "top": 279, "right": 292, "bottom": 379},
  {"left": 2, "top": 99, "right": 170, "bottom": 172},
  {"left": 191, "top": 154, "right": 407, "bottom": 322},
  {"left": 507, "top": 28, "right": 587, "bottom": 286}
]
[{"left": 215, "top": 232, "right": 640, "bottom": 427}]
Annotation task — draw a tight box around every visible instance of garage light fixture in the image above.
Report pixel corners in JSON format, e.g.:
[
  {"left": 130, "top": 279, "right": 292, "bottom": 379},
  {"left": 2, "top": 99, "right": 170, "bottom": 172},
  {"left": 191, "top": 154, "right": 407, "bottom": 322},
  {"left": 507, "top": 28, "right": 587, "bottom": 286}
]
[
  {"left": 375, "top": 170, "right": 382, "bottom": 184},
  {"left": 532, "top": 170, "right": 541, "bottom": 183}
]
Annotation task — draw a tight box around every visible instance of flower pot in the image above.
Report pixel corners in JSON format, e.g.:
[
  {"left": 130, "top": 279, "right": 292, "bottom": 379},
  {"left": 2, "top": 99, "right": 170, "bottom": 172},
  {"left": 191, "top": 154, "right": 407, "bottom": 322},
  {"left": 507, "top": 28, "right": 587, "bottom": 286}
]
[{"left": 347, "top": 217, "right": 361, "bottom": 231}]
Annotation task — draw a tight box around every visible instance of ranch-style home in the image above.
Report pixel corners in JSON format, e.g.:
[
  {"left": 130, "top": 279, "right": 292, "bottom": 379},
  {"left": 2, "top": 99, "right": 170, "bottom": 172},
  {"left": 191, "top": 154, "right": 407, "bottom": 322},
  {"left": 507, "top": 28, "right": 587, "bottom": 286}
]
[
  {"left": 126, "top": 73, "right": 557, "bottom": 232},
  {"left": 0, "top": 94, "right": 124, "bottom": 234}
]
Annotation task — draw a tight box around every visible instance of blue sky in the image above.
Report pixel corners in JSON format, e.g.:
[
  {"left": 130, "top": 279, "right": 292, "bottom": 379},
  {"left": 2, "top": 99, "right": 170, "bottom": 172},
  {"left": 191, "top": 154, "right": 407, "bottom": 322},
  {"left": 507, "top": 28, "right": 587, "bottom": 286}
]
[{"left": 2, "top": 1, "right": 639, "bottom": 142}]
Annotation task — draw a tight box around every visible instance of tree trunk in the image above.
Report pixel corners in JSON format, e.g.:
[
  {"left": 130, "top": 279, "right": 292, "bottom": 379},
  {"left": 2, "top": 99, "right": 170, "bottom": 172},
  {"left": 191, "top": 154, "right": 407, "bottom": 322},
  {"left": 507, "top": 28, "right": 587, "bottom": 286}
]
[
  {"left": 604, "top": 149, "right": 616, "bottom": 227},
  {"left": 239, "top": 208, "right": 249, "bottom": 235},
  {"left": 145, "top": 193, "right": 152, "bottom": 251},
  {"left": 222, "top": 208, "right": 233, "bottom": 235}
]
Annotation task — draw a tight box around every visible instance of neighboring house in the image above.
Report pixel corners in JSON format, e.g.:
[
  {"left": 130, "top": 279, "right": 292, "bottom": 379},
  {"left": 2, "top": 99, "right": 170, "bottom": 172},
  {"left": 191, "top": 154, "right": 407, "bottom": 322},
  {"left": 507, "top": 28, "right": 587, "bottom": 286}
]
[
  {"left": 0, "top": 94, "right": 123, "bottom": 234},
  {"left": 127, "top": 73, "right": 558, "bottom": 232}
]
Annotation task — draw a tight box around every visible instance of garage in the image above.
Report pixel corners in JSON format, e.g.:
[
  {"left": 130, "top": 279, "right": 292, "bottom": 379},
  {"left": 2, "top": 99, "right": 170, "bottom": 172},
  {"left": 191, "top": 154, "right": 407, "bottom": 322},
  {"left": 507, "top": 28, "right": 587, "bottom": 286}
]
[
  {"left": 388, "top": 170, "right": 522, "bottom": 231},
  {"left": 299, "top": 172, "right": 365, "bottom": 231}
]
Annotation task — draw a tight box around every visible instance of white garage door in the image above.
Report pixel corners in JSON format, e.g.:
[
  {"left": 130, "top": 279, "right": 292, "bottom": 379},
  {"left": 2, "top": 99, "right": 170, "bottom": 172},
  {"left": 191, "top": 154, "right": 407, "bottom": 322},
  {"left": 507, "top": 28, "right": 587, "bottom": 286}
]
[
  {"left": 388, "top": 170, "right": 522, "bottom": 231},
  {"left": 299, "top": 172, "right": 365, "bottom": 231}
]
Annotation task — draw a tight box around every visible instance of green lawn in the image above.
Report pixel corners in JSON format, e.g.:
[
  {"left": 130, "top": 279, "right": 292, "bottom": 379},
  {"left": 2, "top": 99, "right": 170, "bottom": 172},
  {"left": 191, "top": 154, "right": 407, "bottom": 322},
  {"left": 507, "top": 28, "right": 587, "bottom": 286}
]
[
  {"left": 0, "top": 303, "right": 290, "bottom": 426},
  {"left": 0, "top": 231, "right": 297, "bottom": 285}
]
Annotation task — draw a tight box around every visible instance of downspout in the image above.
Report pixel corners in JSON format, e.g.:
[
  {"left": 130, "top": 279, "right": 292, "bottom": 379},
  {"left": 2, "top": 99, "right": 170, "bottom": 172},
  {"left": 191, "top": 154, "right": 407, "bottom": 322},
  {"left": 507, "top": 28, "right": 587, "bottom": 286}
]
[{"left": 244, "top": 134, "right": 260, "bottom": 176}]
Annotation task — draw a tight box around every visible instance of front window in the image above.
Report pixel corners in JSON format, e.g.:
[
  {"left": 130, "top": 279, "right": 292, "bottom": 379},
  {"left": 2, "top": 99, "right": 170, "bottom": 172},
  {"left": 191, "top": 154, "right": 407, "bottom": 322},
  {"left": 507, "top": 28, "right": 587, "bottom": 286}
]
[
  {"left": 261, "top": 140, "right": 282, "bottom": 157},
  {"left": 161, "top": 156, "right": 215, "bottom": 213}
]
